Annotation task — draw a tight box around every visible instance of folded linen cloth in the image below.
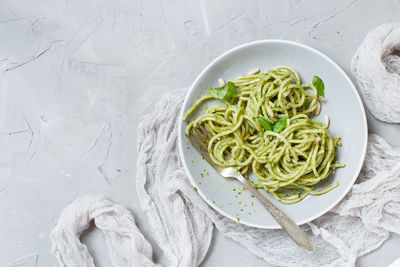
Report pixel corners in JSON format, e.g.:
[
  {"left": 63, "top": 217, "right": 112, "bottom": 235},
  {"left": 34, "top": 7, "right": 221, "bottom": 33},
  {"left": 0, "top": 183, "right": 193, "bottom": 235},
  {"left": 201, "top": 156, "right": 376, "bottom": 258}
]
[{"left": 51, "top": 88, "right": 400, "bottom": 267}]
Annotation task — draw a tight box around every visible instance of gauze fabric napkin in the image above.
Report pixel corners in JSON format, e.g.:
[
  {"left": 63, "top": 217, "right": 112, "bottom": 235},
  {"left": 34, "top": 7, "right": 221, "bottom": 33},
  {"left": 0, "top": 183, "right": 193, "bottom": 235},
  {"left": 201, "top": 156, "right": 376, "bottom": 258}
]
[
  {"left": 52, "top": 88, "right": 400, "bottom": 267},
  {"left": 352, "top": 23, "right": 400, "bottom": 123}
]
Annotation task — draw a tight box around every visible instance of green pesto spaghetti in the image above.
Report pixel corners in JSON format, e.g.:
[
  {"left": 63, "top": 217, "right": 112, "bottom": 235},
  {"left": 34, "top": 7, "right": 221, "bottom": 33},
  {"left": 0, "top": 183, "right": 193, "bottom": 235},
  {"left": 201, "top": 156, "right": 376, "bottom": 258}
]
[{"left": 184, "top": 66, "right": 343, "bottom": 204}]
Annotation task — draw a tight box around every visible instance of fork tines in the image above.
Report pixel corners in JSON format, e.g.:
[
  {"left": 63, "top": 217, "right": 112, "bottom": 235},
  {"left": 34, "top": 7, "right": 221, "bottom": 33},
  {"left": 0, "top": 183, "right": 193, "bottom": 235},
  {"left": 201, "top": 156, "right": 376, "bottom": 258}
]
[{"left": 187, "top": 126, "right": 220, "bottom": 170}]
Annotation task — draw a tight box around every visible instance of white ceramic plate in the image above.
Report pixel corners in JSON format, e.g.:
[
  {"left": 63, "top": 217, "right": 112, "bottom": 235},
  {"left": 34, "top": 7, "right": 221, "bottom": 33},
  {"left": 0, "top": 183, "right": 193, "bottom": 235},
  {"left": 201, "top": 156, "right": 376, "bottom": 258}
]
[{"left": 178, "top": 40, "right": 368, "bottom": 229}]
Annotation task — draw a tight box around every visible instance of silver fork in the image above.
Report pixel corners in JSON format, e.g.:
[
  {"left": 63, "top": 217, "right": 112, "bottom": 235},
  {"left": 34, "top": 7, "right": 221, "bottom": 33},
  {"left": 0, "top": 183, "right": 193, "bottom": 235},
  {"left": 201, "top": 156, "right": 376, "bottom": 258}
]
[{"left": 187, "top": 126, "right": 314, "bottom": 252}]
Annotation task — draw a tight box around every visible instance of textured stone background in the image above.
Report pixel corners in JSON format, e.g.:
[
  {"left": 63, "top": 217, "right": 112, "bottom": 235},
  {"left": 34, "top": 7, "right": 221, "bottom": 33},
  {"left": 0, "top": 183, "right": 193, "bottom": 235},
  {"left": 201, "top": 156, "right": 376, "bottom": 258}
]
[{"left": 1, "top": 0, "right": 400, "bottom": 266}]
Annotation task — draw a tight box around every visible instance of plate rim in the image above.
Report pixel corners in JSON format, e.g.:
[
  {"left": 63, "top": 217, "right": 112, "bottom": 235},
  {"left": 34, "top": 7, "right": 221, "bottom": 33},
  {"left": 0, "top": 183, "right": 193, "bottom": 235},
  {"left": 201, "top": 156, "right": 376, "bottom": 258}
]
[{"left": 178, "top": 39, "right": 368, "bottom": 229}]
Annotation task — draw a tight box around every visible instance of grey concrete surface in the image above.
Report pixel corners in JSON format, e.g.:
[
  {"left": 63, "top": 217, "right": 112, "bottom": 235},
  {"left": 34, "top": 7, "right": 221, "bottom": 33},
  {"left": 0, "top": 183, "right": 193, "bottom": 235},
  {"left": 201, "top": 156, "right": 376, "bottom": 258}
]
[{"left": 0, "top": 0, "right": 399, "bottom": 266}]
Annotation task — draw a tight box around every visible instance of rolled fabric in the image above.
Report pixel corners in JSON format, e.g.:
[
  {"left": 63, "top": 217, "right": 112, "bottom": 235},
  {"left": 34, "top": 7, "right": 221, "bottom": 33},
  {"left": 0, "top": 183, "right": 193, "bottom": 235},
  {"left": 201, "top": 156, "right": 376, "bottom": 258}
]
[
  {"left": 351, "top": 23, "right": 400, "bottom": 123},
  {"left": 50, "top": 197, "right": 158, "bottom": 267}
]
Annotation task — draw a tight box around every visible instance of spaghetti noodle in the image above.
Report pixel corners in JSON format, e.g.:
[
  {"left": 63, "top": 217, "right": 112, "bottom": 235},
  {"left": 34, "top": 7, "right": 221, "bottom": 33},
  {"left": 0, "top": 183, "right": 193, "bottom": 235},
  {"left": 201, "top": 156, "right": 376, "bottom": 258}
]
[{"left": 184, "top": 67, "right": 343, "bottom": 203}]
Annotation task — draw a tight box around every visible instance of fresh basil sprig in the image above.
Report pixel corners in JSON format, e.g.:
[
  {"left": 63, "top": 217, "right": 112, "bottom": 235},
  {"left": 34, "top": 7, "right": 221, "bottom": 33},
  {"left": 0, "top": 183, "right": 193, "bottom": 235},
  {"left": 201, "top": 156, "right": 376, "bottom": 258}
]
[
  {"left": 273, "top": 116, "right": 288, "bottom": 133},
  {"left": 257, "top": 115, "right": 288, "bottom": 133},
  {"left": 312, "top": 75, "right": 325, "bottom": 96},
  {"left": 208, "top": 81, "right": 236, "bottom": 100},
  {"left": 257, "top": 116, "right": 273, "bottom": 131}
]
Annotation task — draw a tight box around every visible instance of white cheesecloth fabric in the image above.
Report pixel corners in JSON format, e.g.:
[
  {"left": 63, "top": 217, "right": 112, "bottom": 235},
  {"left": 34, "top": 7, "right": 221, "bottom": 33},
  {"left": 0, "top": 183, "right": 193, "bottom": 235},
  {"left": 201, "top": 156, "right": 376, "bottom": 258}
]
[
  {"left": 352, "top": 23, "right": 400, "bottom": 123},
  {"left": 51, "top": 87, "right": 400, "bottom": 267},
  {"left": 50, "top": 197, "right": 159, "bottom": 267}
]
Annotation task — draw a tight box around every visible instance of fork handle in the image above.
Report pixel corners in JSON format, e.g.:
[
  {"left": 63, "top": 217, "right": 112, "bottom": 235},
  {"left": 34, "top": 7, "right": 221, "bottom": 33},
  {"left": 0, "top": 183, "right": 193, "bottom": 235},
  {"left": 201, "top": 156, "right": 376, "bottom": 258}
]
[{"left": 232, "top": 172, "right": 314, "bottom": 251}]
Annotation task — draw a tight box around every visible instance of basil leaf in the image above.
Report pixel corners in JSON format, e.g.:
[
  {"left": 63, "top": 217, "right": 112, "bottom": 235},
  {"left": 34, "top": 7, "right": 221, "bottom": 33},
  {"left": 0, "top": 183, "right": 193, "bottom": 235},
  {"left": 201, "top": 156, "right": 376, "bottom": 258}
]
[
  {"left": 312, "top": 75, "right": 325, "bottom": 96},
  {"left": 208, "top": 81, "right": 237, "bottom": 100},
  {"left": 257, "top": 116, "right": 273, "bottom": 131},
  {"left": 273, "top": 116, "right": 288, "bottom": 133},
  {"left": 224, "top": 81, "right": 237, "bottom": 98}
]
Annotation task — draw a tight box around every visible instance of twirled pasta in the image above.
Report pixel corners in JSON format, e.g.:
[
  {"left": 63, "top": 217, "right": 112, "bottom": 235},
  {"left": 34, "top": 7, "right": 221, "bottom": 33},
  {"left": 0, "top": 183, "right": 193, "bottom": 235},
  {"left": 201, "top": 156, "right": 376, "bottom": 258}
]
[{"left": 184, "top": 67, "right": 343, "bottom": 203}]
